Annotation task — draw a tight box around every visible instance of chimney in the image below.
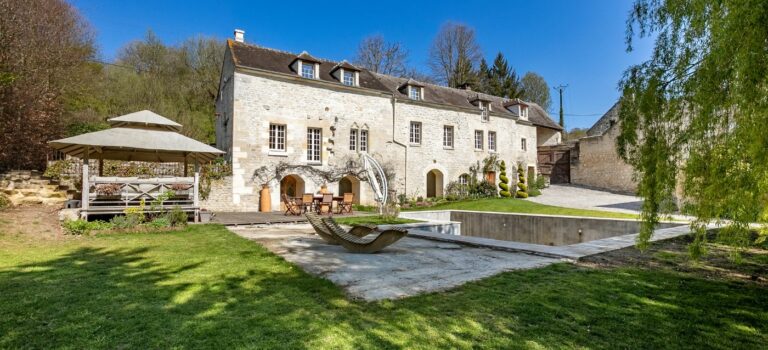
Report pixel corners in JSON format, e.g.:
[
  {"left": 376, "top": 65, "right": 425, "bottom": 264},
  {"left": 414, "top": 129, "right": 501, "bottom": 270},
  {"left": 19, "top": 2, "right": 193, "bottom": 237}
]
[
  {"left": 234, "top": 29, "right": 245, "bottom": 43},
  {"left": 458, "top": 83, "right": 472, "bottom": 91}
]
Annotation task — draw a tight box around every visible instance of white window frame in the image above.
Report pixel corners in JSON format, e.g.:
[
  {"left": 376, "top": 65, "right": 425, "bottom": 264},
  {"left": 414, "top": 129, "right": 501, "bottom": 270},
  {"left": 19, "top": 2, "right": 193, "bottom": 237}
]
[
  {"left": 474, "top": 130, "right": 484, "bottom": 150},
  {"left": 269, "top": 124, "right": 286, "bottom": 152},
  {"left": 409, "top": 121, "right": 422, "bottom": 145},
  {"left": 409, "top": 86, "right": 421, "bottom": 100},
  {"left": 443, "top": 125, "right": 454, "bottom": 149},
  {"left": 480, "top": 101, "right": 490, "bottom": 122},
  {"left": 521, "top": 137, "right": 528, "bottom": 151},
  {"left": 459, "top": 174, "right": 469, "bottom": 185},
  {"left": 301, "top": 61, "right": 315, "bottom": 79},
  {"left": 349, "top": 128, "right": 358, "bottom": 151},
  {"left": 342, "top": 70, "right": 355, "bottom": 86},
  {"left": 307, "top": 127, "right": 322, "bottom": 163},
  {"left": 488, "top": 131, "right": 496, "bottom": 152},
  {"left": 360, "top": 129, "right": 368, "bottom": 152}
]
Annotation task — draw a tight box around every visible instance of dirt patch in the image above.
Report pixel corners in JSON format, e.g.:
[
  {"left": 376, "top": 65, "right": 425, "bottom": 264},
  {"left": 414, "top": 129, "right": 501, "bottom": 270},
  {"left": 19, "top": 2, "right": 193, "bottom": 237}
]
[
  {"left": 0, "top": 205, "right": 64, "bottom": 242},
  {"left": 580, "top": 233, "right": 768, "bottom": 285}
]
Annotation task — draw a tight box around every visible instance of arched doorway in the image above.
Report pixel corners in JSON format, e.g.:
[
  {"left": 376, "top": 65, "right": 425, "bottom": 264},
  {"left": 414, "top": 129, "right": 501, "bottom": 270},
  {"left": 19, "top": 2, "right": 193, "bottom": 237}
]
[
  {"left": 338, "top": 175, "right": 361, "bottom": 204},
  {"left": 279, "top": 174, "right": 305, "bottom": 210},
  {"left": 426, "top": 169, "right": 444, "bottom": 198}
]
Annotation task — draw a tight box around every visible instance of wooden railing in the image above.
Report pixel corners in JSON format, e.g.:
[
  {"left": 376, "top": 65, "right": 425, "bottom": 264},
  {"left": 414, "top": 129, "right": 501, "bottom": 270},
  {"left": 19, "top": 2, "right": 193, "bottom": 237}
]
[{"left": 82, "top": 164, "right": 199, "bottom": 219}]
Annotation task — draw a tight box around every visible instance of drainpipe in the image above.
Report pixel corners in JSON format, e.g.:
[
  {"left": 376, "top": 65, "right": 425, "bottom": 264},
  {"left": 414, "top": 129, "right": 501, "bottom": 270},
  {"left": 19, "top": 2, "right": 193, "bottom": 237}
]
[{"left": 390, "top": 96, "right": 407, "bottom": 196}]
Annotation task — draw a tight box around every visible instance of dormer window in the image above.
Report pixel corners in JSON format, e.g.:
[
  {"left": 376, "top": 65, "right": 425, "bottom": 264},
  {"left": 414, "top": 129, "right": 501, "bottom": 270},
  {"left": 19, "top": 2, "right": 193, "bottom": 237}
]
[
  {"left": 479, "top": 101, "right": 490, "bottom": 122},
  {"left": 331, "top": 61, "right": 360, "bottom": 87},
  {"left": 343, "top": 71, "right": 355, "bottom": 86},
  {"left": 399, "top": 79, "right": 425, "bottom": 101},
  {"left": 292, "top": 51, "right": 321, "bottom": 80},
  {"left": 301, "top": 62, "right": 316, "bottom": 79},
  {"left": 409, "top": 86, "right": 421, "bottom": 100},
  {"left": 504, "top": 99, "right": 529, "bottom": 120}
]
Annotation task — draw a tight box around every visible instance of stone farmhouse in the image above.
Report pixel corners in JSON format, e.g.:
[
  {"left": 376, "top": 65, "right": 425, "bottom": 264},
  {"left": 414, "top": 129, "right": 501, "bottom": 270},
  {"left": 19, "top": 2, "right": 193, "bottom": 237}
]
[{"left": 208, "top": 30, "right": 562, "bottom": 211}]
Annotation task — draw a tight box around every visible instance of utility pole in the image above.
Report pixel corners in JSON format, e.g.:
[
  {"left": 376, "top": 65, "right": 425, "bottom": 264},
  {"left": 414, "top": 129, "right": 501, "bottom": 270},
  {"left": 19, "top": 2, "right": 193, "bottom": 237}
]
[{"left": 553, "top": 84, "right": 568, "bottom": 128}]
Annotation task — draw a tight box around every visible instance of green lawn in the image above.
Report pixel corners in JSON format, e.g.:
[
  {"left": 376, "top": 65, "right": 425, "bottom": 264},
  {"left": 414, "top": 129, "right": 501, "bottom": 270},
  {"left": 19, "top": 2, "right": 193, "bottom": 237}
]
[
  {"left": 404, "top": 198, "right": 639, "bottom": 219},
  {"left": 334, "top": 216, "right": 422, "bottom": 226},
  {"left": 1, "top": 224, "right": 766, "bottom": 348}
]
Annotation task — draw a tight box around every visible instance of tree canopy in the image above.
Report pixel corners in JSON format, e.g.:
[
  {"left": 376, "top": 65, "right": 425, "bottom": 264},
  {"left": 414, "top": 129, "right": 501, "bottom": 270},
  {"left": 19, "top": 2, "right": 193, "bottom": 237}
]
[
  {"left": 618, "top": 0, "right": 768, "bottom": 255},
  {"left": 353, "top": 35, "right": 409, "bottom": 76},
  {"left": 0, "top": 0, "right": 96, "bottom": 171},
  {"left": 521, "top": 72, "right": 552, "bottom": 111},
  {"left": 428, "top": 22, "right": 482, "bottom": 88}
]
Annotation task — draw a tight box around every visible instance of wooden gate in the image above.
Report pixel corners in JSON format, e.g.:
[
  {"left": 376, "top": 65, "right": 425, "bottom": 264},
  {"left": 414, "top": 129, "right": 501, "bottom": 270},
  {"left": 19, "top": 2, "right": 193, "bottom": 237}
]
[{"left": 537, "top": 145, "right": 572, "bottom": 184}]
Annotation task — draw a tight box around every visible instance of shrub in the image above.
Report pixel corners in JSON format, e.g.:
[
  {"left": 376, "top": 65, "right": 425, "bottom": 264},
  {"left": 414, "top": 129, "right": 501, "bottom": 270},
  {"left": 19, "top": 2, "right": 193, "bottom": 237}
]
[
  {"left": 515, "top": 162, "right": 528, "bottom": 198},
  {"left": 380, "top": 202, "right": 400, "bottom": 220},
  {"left": 165, "top": 206, "right": 188, "bottom": 227},
  {"left": 124, "top": 199, "right": 146, "bottom": 224},
  {"left": 0, "top": 193, "right": 10, "bottom": 210},
  {"left": 445, "top": 181, "right": 469, "bottom": 200},
  {"left": 416, "top": 196, "right": 424, "bottom": 202},
  {"left": 43, "top": 159, "right": 75, "bottom": 181},
  {"left": 471, "top": 179, "right": 498, "bottom": 198},
  {"left": 62, "top": 219, "right": 112, "bottom": 235},
  {"left": 110, "top": 214, "right": 142, "bottom": 229},
  {"left": 397, "top": 193, "right": 407, "bottom": 206},
  {"left": 498, "top": 160, "right": 512, "bottom": 197},
  {"left": 148, "top": 217, "right": 171, "bottom": 228}
]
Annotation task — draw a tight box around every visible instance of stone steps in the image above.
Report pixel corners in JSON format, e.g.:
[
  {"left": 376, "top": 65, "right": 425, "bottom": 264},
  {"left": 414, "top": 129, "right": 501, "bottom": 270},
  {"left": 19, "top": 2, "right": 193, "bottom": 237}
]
[{"left": 1, "top": 171, "right": 72, "bottom": 206}]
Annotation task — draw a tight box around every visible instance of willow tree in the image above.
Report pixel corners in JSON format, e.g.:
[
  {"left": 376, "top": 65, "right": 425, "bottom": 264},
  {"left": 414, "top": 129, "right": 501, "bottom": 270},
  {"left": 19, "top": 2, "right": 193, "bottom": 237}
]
[{"left": 618, "top": 0, "right": 768, "bottom": 256}]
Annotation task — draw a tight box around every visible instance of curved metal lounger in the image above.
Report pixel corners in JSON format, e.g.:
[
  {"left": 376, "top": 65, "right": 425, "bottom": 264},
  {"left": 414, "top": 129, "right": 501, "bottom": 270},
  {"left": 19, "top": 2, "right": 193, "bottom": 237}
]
[
  {"left": 321, "top": 217, "right": 408, "bottom": 253},
  {"left": 322, "top": 217, "right": 378, "bottom": 238},
  {"left": 305, "top": 213, "right": 340, "bottom": 245}
]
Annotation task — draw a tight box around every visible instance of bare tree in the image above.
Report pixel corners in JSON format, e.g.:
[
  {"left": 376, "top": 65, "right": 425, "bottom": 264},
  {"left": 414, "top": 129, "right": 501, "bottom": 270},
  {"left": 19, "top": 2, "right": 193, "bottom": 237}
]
[
  {"left": 353, "top": 35, "right": 408, "bottom": 76},
  {"left": 428, "top": 22, "right": 482, "bottom": 87}
]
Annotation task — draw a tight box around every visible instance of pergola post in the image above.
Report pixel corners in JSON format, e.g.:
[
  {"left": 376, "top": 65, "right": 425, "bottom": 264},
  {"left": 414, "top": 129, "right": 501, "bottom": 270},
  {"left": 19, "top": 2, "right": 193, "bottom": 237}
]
[
  {"left": 183, "top": 152, "right": 188, "bottom": 177},
  {"left": 98, "top": 156, "right": 104, "bottom": 177},
  {"left": 193, "top": 157, "right": 200, "bottom": 223},
  {"left": 82, "top": 149, "right": 90, "bottom": 220}
]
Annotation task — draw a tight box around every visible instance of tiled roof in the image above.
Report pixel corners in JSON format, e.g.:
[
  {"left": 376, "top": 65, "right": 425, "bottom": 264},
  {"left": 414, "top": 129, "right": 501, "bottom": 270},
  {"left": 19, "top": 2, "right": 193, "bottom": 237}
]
[{"left": 228, "top": 40, "right": 562, "bottom": 130}]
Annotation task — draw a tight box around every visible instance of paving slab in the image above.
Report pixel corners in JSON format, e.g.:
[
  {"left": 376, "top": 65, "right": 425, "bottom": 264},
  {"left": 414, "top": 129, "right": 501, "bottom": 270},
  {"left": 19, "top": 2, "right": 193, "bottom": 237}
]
[{"left": 229, "top": 224, "right": 561, "bottom": 301}]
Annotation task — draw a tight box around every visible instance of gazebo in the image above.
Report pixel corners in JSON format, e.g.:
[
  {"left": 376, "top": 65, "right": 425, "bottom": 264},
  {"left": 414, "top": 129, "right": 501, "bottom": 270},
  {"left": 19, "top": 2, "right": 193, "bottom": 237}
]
[{"left": 48, "top": 110, "right": 224, "bottom": 221}]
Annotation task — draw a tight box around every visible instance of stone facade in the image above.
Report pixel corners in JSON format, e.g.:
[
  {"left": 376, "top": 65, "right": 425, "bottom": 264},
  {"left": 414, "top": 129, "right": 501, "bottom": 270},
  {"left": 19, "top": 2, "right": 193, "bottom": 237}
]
[
  {"left": 210, "top": 43, "right": 548, "bottom": 211},
  {"left": 570, "top": 121, "right": 637, "bottom": 194}
]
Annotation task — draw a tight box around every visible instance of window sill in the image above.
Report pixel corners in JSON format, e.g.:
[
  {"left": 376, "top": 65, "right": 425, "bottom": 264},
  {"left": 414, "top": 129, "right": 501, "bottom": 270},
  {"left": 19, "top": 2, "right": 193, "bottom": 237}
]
[
  {"left": 409, "top": 143, "right": 421, "bottom": 147},
  {"left": 306, "top": 161, "right": 322, "bottom": 166},
  {"left": 268, "top": 151, "right": 288, "bottom": 157},
  {"left": 443, "top": 146, "right": 454, "bottom": 150},
  {"left": 474, "top": 149, "right": 484, "bottom": 152}
]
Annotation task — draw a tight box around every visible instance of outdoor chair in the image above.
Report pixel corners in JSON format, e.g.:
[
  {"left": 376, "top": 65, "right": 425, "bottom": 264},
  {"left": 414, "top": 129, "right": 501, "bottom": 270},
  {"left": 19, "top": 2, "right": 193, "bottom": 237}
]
[
  {"left": 301, "top": 193, "right": 314, "bottom": 213},
  {"left": 337, "top": 192, "right": 354, "bottom": 215},
  {"left": 282, "top": 194, "right": 302, "bottom": 216},
  {"left": 317, "top": 193, "right": 333, "bottom": 215},
  {"left": 320, "top": 216, "right": 408, "bottom": 253}
]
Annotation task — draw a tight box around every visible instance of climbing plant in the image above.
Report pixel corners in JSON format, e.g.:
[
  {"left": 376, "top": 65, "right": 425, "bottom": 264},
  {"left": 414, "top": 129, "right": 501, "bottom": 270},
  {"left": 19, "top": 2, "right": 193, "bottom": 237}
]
[
  {"left": 498, "top": 160, "right": 512, "bottom": 197},
  {"left": 515, "top": 162, "right": 528, "bottom": 198}
]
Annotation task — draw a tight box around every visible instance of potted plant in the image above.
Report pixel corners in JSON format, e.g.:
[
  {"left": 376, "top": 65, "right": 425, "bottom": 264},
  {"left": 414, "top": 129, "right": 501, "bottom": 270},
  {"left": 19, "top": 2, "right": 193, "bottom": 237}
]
[
  {"left": 170, "top": 183, "right": 192, "bottom": 198},
  {"left": 95, "top": 183, "right": 122, "bottom": 201}
]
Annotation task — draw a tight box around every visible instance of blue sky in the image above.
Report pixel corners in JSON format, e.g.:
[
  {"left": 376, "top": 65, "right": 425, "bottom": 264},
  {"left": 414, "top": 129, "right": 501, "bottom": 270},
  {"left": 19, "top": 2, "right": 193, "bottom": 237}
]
[{"left": 70, "top": 0, "right": 654, "bottom": 130}]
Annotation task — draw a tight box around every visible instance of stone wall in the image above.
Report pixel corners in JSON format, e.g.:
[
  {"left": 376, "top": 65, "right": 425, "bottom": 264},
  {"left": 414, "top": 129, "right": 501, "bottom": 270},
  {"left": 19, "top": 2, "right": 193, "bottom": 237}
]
[
  {"left": 394, "top": 101, "right": 537, "bottom": 198},
  {"left": 1, "top": 171, "right": 70, "bottom": 206},
  {"left": 213, "top": 65, "right": 540, "bottom": 211},
  {"left": 536, "top": 127, "right": 561, "bottom": 146},
  {"left": 570, "top": 123, "right": 637, "bottom": 194}
]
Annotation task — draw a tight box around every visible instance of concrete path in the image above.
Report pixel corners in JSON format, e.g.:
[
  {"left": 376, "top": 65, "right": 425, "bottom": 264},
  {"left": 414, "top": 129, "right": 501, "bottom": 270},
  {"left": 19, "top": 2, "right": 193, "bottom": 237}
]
[
  {"left": 527, "top": 184, "right": 643, "bottom": 214},
  {"left": 229, "top": 224, "right": 561, "bottom": 301}
]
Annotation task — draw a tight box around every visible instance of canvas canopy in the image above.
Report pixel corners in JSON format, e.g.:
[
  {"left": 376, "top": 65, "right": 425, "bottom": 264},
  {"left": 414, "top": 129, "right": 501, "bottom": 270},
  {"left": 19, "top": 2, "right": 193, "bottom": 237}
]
[{"left": 48, "top": 110, "right": 223, "bottom": 163}]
